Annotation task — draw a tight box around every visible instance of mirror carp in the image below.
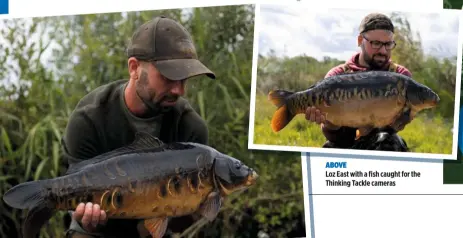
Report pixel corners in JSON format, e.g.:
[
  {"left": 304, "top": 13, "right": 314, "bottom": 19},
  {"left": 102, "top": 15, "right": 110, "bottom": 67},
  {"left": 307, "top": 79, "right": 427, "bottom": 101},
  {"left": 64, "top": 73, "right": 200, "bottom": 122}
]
[
  {"left": 268, "top": 71, "right": 440, "bottom": 138},
  {"left": 3, "top": 132, "right": 258, "bottom": 238}
]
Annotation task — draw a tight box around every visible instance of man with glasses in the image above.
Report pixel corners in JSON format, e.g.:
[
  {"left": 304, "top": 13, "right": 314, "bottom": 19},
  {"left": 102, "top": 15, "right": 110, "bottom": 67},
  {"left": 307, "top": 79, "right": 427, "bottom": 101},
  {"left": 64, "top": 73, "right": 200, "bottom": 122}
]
[{"left": 304, "top": 13, "right": 411, "bottom": 151}]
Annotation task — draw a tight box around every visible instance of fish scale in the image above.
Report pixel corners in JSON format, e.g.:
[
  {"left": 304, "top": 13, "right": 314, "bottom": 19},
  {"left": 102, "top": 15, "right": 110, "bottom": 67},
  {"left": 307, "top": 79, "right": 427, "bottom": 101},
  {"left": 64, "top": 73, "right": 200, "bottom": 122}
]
[
  {"left": 268, "top": 71, "right": 439, "bottom": 138},
  {"left": 3, "top": 132, "right": 258, "bottom": 238}
]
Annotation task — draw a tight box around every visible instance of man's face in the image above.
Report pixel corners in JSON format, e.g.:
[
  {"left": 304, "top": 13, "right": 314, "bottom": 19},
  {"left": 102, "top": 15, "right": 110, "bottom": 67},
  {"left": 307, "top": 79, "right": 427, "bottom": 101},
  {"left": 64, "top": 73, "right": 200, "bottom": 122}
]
[
  {"left": 135, "top": 62, "right": 186, "bottom": 108},
  {"left": 358, "top": 29, "right": 395, "bottom": 69}
]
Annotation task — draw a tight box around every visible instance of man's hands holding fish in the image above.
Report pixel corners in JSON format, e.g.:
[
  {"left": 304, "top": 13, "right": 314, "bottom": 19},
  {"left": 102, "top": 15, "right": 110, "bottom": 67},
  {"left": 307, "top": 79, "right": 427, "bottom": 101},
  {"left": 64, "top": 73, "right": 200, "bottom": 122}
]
[
  {"left": 73, "top": 202, "right": 108, "bottom": 232},
  {"left": 304, "top": 106, "right": 340, "bottom": 130}
]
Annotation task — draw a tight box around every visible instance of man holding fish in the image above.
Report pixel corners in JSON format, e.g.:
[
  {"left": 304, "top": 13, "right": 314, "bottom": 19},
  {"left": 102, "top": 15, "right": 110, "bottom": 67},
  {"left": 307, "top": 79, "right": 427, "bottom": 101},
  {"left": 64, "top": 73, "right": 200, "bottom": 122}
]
[
  {"left": 62, "top": 16, "right": 216, "bottom": 238},
  {"left": 304, "top": 13, "right": 413, "bottom": 151}
]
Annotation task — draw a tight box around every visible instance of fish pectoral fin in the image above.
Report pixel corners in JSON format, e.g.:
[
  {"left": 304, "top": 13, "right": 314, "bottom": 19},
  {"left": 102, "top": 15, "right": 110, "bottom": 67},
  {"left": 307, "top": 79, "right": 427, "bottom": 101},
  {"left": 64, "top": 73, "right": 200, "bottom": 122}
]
[
  {"left": 356, "top": 127, "right": 374, "bottom": 140},
  {"left": 396, "top": 93, "right": 406, "bottom": 106},
  {"left": 143, "top": 217, "right": 169, "bottom": 238},
  {"left": 199, "top": 191, "right": 222, "bottom": 222},
  {"left": 390, "top": 108, "right": 412, "bottom": 132}
]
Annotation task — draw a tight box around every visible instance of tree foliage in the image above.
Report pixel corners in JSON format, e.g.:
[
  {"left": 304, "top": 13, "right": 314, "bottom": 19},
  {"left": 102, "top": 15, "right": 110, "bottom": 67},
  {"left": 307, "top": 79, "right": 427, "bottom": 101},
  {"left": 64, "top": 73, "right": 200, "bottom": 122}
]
[{"left": 0, "top": 5, "right": 306, "bottom": 238}]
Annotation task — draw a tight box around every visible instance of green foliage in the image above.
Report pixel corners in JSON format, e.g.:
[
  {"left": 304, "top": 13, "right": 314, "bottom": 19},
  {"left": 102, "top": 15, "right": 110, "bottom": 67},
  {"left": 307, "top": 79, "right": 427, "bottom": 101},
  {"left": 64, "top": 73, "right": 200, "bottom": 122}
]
[
  {"left": 0, "top": 5, "right": 305, "bottom": 238},
  {"left": 253, "top": 13, "right": 456, "bottom": 155},
  {"left": 444, "top": 0, "right": 463, "bottom": 9}
]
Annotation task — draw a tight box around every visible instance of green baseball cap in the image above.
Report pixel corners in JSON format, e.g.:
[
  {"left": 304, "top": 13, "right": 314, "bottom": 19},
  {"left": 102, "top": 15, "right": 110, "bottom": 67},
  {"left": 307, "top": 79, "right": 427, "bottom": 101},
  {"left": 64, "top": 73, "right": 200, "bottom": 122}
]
[{"left": 126, "top": 16, "right": 216, "bottom": 80}]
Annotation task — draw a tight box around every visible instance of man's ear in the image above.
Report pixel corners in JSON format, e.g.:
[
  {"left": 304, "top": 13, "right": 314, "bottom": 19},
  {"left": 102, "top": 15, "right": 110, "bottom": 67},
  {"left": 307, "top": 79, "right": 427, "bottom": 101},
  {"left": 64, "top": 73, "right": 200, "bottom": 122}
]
[
  {"left": 357, "top": 34, "right": 363, "bottom": 47},
  {"left": 128, "top": 57, "right": 139, "bottom": 80}
]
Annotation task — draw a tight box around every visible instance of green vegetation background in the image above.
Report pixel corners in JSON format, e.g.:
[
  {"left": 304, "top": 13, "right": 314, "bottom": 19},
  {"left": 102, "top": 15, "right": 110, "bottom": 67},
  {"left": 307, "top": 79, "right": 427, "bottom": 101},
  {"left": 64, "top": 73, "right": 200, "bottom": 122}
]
[
  {"left": 253, "top": 12, "right": 457, "bottom": 155},
  {"left": 443, "top": 0, "right": 463, "bottom": 184},
  {"left": 0, "top": 5, "right": 306, "bottom": 238}
]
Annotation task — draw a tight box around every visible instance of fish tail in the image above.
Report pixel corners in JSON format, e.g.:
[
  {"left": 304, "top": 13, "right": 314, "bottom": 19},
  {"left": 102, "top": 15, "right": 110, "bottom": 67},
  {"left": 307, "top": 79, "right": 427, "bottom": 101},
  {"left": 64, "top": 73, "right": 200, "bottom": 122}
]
[
  {"left": 3, "top": 180, "right": 48, "bottom": 209},
  {"left": 268, "top": 90, "right": 296, "bottom": 132},
  {"left": 22, "top": 200, "right": 55, "bottom": 238},
  {"left": 3, "top": 180, "right": 55, "bottom": 238}
]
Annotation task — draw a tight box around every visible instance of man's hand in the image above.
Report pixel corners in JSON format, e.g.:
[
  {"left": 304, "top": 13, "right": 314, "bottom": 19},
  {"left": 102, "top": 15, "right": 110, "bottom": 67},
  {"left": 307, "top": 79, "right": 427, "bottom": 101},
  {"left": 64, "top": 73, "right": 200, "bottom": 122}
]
[
  {"left": 304, "top": 106, "right": 340, "bottom": 130},
  {"left": 73, "top": 202, "right": 108, "bottom": 232},
  {"left": 305, "top": 106, "right": 325, "bottom": 124}
]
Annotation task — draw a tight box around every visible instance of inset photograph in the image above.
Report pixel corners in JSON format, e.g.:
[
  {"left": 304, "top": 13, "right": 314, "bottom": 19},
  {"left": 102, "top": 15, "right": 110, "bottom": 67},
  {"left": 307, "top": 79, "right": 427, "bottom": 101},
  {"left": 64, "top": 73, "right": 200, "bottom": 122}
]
[{"left": 249, "top": 4, "right": 462, "bottom": 160}]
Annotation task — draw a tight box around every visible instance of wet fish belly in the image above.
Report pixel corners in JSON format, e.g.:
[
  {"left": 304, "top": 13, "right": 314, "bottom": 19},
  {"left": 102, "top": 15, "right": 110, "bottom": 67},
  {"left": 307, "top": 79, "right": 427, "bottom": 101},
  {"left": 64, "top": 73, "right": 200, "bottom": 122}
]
[{"left": 321, "top": 97, "right": 404, "bottom": 128}]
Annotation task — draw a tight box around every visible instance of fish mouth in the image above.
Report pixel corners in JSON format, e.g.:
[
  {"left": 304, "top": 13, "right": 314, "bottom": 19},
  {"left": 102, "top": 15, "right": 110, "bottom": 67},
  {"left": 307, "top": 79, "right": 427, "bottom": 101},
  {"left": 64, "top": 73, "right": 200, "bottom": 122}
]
[
  {"left": 434, "top": 96, "right": 440, "bottom": 105},
  {"left": 216, "top": 170, "right": 258, "bottom": 196},
  {"left": 428, "top": 98, "right": 439, "bottom": 107},
  {"left": 245, "top": 170, "right": 259, "bottom": 186}
]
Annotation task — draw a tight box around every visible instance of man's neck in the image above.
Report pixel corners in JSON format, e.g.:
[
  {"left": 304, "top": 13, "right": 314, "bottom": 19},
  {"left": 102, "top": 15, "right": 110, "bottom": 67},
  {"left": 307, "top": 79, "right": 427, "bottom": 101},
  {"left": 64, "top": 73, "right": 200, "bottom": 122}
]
[
  {"left": 123, "top": 81, "right": 171, "bottom": 118},
  {"left": 124, "top": 81, "right": 151, "bottom": 117}
]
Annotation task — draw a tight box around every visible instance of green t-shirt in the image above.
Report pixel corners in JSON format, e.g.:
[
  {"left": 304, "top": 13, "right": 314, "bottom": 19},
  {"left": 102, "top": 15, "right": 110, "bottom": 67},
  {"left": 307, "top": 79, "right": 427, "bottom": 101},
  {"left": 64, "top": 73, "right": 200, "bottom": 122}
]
[{"left": 61, "top": 79, "right": 208, "bottom": 237}]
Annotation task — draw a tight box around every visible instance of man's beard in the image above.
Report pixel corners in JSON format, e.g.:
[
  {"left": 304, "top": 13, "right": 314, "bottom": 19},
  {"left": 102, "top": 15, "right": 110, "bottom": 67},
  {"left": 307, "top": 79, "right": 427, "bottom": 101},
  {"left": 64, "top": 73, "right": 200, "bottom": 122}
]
[
  {"left": 135, "top": 71, "right": 178, "bottom": 116},
  {"left": 361, "top": 45, "right": 389, "bottom": 70}
]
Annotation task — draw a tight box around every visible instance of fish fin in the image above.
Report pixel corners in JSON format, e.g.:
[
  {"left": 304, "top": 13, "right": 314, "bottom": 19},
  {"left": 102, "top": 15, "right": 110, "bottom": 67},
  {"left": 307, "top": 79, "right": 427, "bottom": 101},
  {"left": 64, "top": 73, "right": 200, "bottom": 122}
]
[
  {"left": 397, "top": 94, "right": 406, "bottom": 107},
  {"left": 268, "top": 90, "right": 298, "bottom": 132},
  {"left": 22, "top": 200, "right": 55, "bottom": 238},
  {"left": 66, "top": 132, "right": 165, "bottom": 175},
  {"left": 199, "top": 191, "right": 222, "bottom": 222},
  {"left": 356, "top": 126, "right": 374, "bottom": 140},
  {"left": 130, "top": 132, "right": 164, "bottom": 149},
  {"left": 3, "top": 180, "right": 46, "bottom": 210},
  {"left": 270, "top": 105, "right": 295, "bottom": 132},
  {"left": 3, "top": 181, "right": 56, "bottom": 238},
  {"left": 390, "top": 108, "right": 412, "bottom": 132},
  {"left": 268, "top": 90, "right": 294, "bottom": 108},
  {"left": 143, "top": 217, "right": 169, "bottom": 238}
]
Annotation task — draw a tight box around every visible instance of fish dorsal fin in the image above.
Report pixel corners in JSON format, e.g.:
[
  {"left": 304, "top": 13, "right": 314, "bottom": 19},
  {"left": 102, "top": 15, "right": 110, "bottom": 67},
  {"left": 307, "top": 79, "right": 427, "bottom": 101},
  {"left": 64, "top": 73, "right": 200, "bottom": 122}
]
[
  {"left": 130, "top": 131, "right": 164, "bottom": 150},
  {"left": 65, "top": 132, "right": 164, "bottom": 175}
]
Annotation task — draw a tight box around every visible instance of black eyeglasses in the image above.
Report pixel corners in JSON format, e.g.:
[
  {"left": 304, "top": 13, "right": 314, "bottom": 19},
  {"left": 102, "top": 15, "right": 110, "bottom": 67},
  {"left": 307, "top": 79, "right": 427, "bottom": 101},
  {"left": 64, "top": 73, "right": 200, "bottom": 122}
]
[{"left": 362, "top": 34, "right": 396, "bottom": 50}]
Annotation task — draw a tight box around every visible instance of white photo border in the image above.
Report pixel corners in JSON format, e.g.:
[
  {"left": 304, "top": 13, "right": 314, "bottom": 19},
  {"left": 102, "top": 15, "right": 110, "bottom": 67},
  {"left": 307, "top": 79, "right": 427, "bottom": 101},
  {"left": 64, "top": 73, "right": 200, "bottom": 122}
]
[{"left": 248, "top": 4, "right": 463, "bottom": 161}]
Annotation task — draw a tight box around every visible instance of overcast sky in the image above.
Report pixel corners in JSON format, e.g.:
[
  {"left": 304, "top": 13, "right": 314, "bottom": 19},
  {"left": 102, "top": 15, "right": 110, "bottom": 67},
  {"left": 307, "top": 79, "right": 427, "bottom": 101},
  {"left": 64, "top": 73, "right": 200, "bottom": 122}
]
[{"left": 258, "top": 5, "right": 461, "bottom": 61}]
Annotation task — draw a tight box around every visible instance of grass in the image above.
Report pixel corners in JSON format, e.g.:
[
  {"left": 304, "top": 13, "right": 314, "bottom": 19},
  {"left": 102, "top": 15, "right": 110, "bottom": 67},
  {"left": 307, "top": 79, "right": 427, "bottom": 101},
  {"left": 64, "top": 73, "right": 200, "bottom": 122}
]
[{"left": 252, "top": 93, "right": 453, "bottom": 154}]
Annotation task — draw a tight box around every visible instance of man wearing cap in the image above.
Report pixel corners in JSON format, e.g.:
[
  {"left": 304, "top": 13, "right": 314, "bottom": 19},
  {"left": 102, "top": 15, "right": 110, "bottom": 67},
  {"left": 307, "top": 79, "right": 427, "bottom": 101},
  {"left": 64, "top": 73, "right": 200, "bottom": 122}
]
[
  {"left": 305, "top": 13, "right": 411, "bottom": 151},
  {"left": 62, "top": 16, "right": 215, "bottom": 238}
]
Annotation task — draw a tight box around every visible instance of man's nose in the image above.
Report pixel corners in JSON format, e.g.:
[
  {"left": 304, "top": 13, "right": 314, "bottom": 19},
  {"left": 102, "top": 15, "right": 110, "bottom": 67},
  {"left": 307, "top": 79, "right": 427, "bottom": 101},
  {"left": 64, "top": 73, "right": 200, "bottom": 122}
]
[
  {"left": 170, "top": 80, "right": 185, "bottom": 95},
  {"left": 377, "top": 45, "right": 388, "bottom": 54}
]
